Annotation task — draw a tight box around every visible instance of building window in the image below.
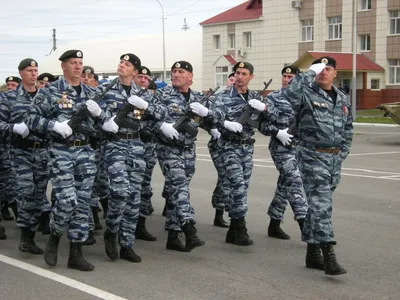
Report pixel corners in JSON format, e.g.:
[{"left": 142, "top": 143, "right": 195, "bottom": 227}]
[
  {"left": 243, "top": 32, "right": 252, "bottom": 48},
  {"left": 301, "top": 19, "right": 314, "bottom": 41},
  {"left": 389, "top": 59, "right": 400, "bottom": 84},
  {"left": 228, "top": 34, "right": 235, "bottom": 49},
  {"left": 359, "top": 34, "right": 370, "bottom": 51},
  {"left": 328, "top": 16, "right": 342, "bottom": 40},
  {"left": 359, "top": 0, "right": 371, "bottom": 11},
  {"left": 215, "top": 66, "right": 229, "bottom": 87},
  {"left": 213, "top": 35, "right": 220, "bottom": 50},
  {"left": 371, "top": 79, "right": 380, "bottom": 90},
  {"left": 389, "top": 11, "right": 400, "bottom": 35}
]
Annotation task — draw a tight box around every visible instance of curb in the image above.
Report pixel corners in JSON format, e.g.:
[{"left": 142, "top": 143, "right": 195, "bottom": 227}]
[{"left": 354, "top": 122, "right": 400, "bottom": 127}]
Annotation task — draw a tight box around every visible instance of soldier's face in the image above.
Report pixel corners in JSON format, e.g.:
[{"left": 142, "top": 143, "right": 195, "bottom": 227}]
[
  {"left": 134, "top": 74, "right": 150, "bottom": 88},
  {"left": 81, "top": 72, "right": 95, "bottom": 86},
  {"left": 235, "top": 68, "right": 253, "bottom": 89},
  {"left": 62, "top": 58, "right": 83, "bottom": 80},
  {"left": 171, "top": 69, "right": 193, "bottom": 88},
  {"left": 6, "top": 82, "right": 19, "bottom": 90},
  {"left": 315, "top": 66, "right": 337, "bottom": 88},
  {"left": 36, "top": 80, "right": 46, "bottom": 88},
  {"left": 226, "top": 76, "right": 236, "bottom": 87},
  {"left": 117, "top": 60, "right": 136, "bottom": 78},
  {"left": 281, "top": 73, "right": 295, "bottom": 88},
  {"left": 19, "top": 66, "right": 38, "bottom": 86}
]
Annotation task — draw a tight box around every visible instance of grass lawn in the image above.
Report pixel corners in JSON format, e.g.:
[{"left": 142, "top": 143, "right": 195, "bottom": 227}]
[{"left": 355, "top": 108, "right": 398, "bottom": 124}]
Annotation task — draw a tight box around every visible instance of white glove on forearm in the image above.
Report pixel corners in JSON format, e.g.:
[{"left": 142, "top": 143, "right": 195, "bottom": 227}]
[
  {"left": 190, "top": 102, "right": 209, "bottom": 117},
  {"left": 248, "top": 99, "right": 266, "bottom": 112},
  {"left": 128, "top": 95, "right": 148, "bottom": 110},
  {"left": 13, "top": 122, "right": 29, "bottom": 138},
  {"left": 308, "top": 63, "right": 326, "bottom": 76},
  {"left": 86, "top": 100, "right": 101, "bottom": 117},
  {"left": 224, "top": 121, "right": 242, "bottom": 133},
  {"left": 102, "top": 116, "right": 119, "bottom": 133},
  {"left": 276, "top": 128, "right": 293, "bottom": 146},
  {"left": 160, "top": 122, "right": 179, "bottom": 139},
  {"left": 210, "top": 128, "right": 221, "bottom": 140},
  {"left": 53, "top": 120, "right": 72, "bottom": 138}
]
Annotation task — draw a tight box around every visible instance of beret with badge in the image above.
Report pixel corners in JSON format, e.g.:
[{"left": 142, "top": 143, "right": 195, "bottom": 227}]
[
  {"left": 281, "top": 65, "right": 300, "bottom": 75},
  {"left": 233, "top": 61, "right": 254, "bottom": 74},
  {"left": 312, "top": 56, "right": 337, "bottom": 69},
  {"left": 82, "top": 66, "right": 95, "bottom": 75},
  {"left": 138, "top": 66, "right": 152, "bottom": 77},
  {"left": 37, "top": 73, "right": 56, "bottom": 83},
  {"left": 5, "top": 76, "right": 21, "bottom": 84},
  {"left": 120, "top": 53, "right": 141, "bottom": 69},
  {"left": 18, "top": 58, "right": 38, "bottom": 71},
  {"left": 171, "top": 61, "right": 193, "bottom": 73},
  {"left": 59, "top": 50, "right": 83, "bottom": 61}
]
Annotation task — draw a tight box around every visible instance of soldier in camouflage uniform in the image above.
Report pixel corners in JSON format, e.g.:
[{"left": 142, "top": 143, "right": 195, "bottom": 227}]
[
  {"left": 155, "top": 61, "right": 208, "bottom": 252},
  {"left": 26, "top": 50, "right": 107, "bottom": 272},
  {"left": 259, "top": 66, "right": 307, "bottom": 240},
  {"left": 214, "top": 61, "right": 278, "bottom": 246},
  {"left": 283, "top": 57, "right": 353, "bottom": 276},
  {"left": 101, "top": 54, "right": 167, "bottom": 263},
  {"left": 36, "top": 73, "right": 56, "bottom": 89},
  {"left": 0, "top": 59, "right": 51, "bottom": 254}
]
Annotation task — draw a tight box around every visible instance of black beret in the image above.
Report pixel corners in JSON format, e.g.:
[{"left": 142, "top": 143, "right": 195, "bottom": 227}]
[
  {"left": 82, "top": 66, "right": 95, "bottom": 75},
  {"left": 37, "top": 73, "right": 56, "bottom": 82},
  {"left": 312, "top": 56, "right": 337, "bottom": 69},
  {"left": 233, "top": 61, "right": 254, "bottom": 74},
  {"left": 120, "top": 53, "right": 141, "bottom": 69},
  {"left": 94, "top": 74, "right": 99, "bottom": 81},
  {"left": 228, "top": 72, "right": 235, "bottom": 78},
  {"left": 138, "top": 66, "right": 152, "bottom": 76},
  {"left": 281, "top": 65, "right": 300, "bottom": 75},
  {"left": 18, "top": 58, "right": 38, "bottom": 71},
  {"left": 171, "top": 61, "right": 193, "bottom": 73},
  {"left": 59, "top": 50, "right": 83, "bottom": 61},
  {"left": 5, "top": 76, "right": 21, "bottom": 84}
]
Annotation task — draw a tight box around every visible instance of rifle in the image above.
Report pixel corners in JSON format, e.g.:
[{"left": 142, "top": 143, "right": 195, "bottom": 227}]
[{"left": 173, "top": 86, "right": 219, "bottom": 136}]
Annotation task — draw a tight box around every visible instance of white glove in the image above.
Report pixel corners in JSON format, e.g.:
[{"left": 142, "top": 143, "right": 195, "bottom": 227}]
[
  {"left": 53, "top": 120, "right": 72, "bottom": 138},
  {"left": 86, "top": 100, "right": 101, "bottom": 117},
  {"left": 190, "top": 102, "right": 209, "bottom": 117},
  {"left": 248, "top": 99, "right": 266, "bottom": 112},
  {"left": 102, "top": 116, "right": 119, "bottom": 133},
  {"left": 13, "top": 122, "right": 29, "bottom": 138},
  {"left": 309, "top": 63, "right": 326, "bottom": 76},
  {"left": 128, "top": 95, "right": 148, "bottom": 110},
  {"left": 224, "top": 121, "right": 242, "bottom": 133},
  {"left": 210, "top": 128, "right": 221, "bottom": 140},
  {"left": 276, "top": 128, "right": 293, "bottom": 146},
  {"left": 160, "top": 122, "right": 179, "bottom": 139}
]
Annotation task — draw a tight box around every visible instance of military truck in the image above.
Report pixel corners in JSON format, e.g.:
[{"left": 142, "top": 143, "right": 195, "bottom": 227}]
[{"left": 377, "top": 102, "right": 400, "bottom": 125}]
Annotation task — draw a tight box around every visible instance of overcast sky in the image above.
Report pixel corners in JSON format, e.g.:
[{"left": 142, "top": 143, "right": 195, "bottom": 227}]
[{"left": 0, "top": 0, "right": 245, "bottom": 81}]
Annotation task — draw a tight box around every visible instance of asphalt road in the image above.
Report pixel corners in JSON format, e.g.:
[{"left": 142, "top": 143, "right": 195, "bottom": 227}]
[{"left": 0, "top": 125, "right": 399, "bottom": 300}]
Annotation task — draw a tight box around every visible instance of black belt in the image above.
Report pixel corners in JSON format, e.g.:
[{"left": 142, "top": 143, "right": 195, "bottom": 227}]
[
  {"left": 116, "top": 132, "right": 140, "bottom": 140},
  {"left": 12, "top": 139, "right": 47, "bottom": 149},
  {"left": 299, "top": 142, "right": 340, "bottom": 154},
  {"left": 141, "top": 133, "right": 155, "bottom": 143},
  {"left": 53, "top": 138, "right": 89, "bottom": 147},
  {"left": 158, "top": 139, "right": 194, "bottom": 150},
  {"left": 221, "top": 135, "right": 255, "bottom": 145}
]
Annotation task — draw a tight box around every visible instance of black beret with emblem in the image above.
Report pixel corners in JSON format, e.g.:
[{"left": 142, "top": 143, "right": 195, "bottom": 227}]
[
  {"left": 120, "top": 53, "right": 141, "bottom": 69},
  {"left": 233, "top": 61, "right": 254, "bottom": 74},
  {"left": 82, "top": 66, "right": 95, "bottom": 75},
  {"left": 138, "top": 66, "right": 152, "bottom": 77},
  {"left": 281, "top": 65, "right": 300, "bottom": 75},
  {"left": 171, "top": 61, "right": 193, "bottom": 73},
  {"left": 228, "top": 72, "right": 235, "bottom": 78},
  {"left": 37, "top": 73, "right": 56, "bottom": 82},
  {"left": 59, "top": 49, "right": 83, "bottom": 61},
  {"left": 312, "top": 56, "right": 337, "bottom": 69},
  {"left": 18, "top": 58, "right": 38, "bottom": 71},
  {"left": 94, "top": 74, "right": 99, "bottom": 81},
  {"left": 5, "top": 76, "right": 21, "bottom": 84}
]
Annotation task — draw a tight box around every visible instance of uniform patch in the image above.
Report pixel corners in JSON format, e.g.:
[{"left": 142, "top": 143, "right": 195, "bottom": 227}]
[{"left": 342, "top": 105, "right": 348, "bottom": 115}]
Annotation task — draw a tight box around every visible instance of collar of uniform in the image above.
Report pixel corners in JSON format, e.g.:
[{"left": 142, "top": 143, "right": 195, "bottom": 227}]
[{"left": 58, "top": 75, "right": 86, "bottom": 97}]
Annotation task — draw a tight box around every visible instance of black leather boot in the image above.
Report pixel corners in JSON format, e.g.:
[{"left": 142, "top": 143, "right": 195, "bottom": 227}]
[
  {"left": 99, "top": 199, "right": 108, "bottom": 219},
  {"left": 321, "top": 243, "right": 347, "bottom": 275},
  {"left": 91, "top": 207, "right": 102, "bottom": 230},
  {"left": 1, "top": 205, "right": 14, "bottom": 221},
  {"left": 182, "top": 222, "right": 205, "bottom": 250},
  {"left": 213, "top": 209, "right": 229, "bottom": 228},
  {"left": 225, "top": 218, "right": 236, "bottom": 244},
  {"left": 44, "top": 233, "right": 61, "bottom": 266},
  {"left": 120, "top": 246, "right": 142, "bottom": 263},
  {"left": 0, "top": 224, "right": 6, "bottom": 240},
  {"left": 234, "top": 217, "right": 254, "bottom": 246},
  {"left": 305, "top": 243, "right": 324, "bottom": 270},
  {"left": 103, "top": 229, "right": 118, "bottom": 261},
  {"left": 19, "top": 227, "right": 43, "bottom": 255},
  {"left": 38, "top": 211, "right": 51, "bottom": 235},
  {"left": 268, "top": 219, "right": 290, "bottom": 240},
  {"left": 135, "top": 216, "right": 157, "bottom": 241},
  {"left": 83, "top": 230, "right": 96, "bottom": 246},
  {"left": 166, "top": 230, "right": 190, "bottom": 252},
  {"left": 67, "top": 242, "right": 95, "bottom": 271}
]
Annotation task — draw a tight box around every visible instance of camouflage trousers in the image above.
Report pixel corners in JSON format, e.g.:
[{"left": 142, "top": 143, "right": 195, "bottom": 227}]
[
  {"left": 218, "top": 139, "right": 254, "bottom": 219},
  {"left": 49, "top": 143, "right": 96, "bottom": 242},
  {"left": 297, "top": 146, "right": 342, "bottom": 244},
  {"left": 157, "top": 143, "right": 196, "bottom": 231},
  {"left": 140, "top": 141, "right": 157, "bottom": 218},
  {"left": 104, "top": 138, "right": 145, "bottom": 248},
  {"left": 208, "top": 138, "right": 230, "bottom": 211},
  {"left": 268, "top": 141, "right": 307, "bottom": 220},
  {"left": 13, "top": 146, "right": 50, "bottom": 231},
  {"left": 0, "top": 144, "right": 18, "bottom": 214}
]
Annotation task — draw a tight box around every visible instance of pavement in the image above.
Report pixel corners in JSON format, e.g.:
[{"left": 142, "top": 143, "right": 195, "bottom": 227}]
[{"left": 0, "top": 125, "right": 399, "bottom": 300}]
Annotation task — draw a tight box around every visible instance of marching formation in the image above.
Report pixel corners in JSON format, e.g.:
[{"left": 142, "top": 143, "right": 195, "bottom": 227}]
[{"left": 0, "top": 49, "right": 353, "bottom": 276}]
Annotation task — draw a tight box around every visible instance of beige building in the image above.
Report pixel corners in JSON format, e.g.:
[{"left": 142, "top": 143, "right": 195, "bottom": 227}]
[{"left": 200, "top": 0, "right": 400, "bottom": 109}]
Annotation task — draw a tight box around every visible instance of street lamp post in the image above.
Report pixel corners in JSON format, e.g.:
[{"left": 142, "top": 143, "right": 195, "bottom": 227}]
[
  {"left": 352, "top": 0, "right": 357, "bottom": 118},
  {"left": 155, "top": 0, "right": 167, "bottom": 82}
]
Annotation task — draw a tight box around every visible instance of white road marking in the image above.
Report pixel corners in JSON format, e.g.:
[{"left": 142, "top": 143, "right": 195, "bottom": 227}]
[
  {"left": 349, "top": 151, "right": 400, "bottom": 156},
  {"left": 0, "top": 254, "right": 127, "bottom": 300}
]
